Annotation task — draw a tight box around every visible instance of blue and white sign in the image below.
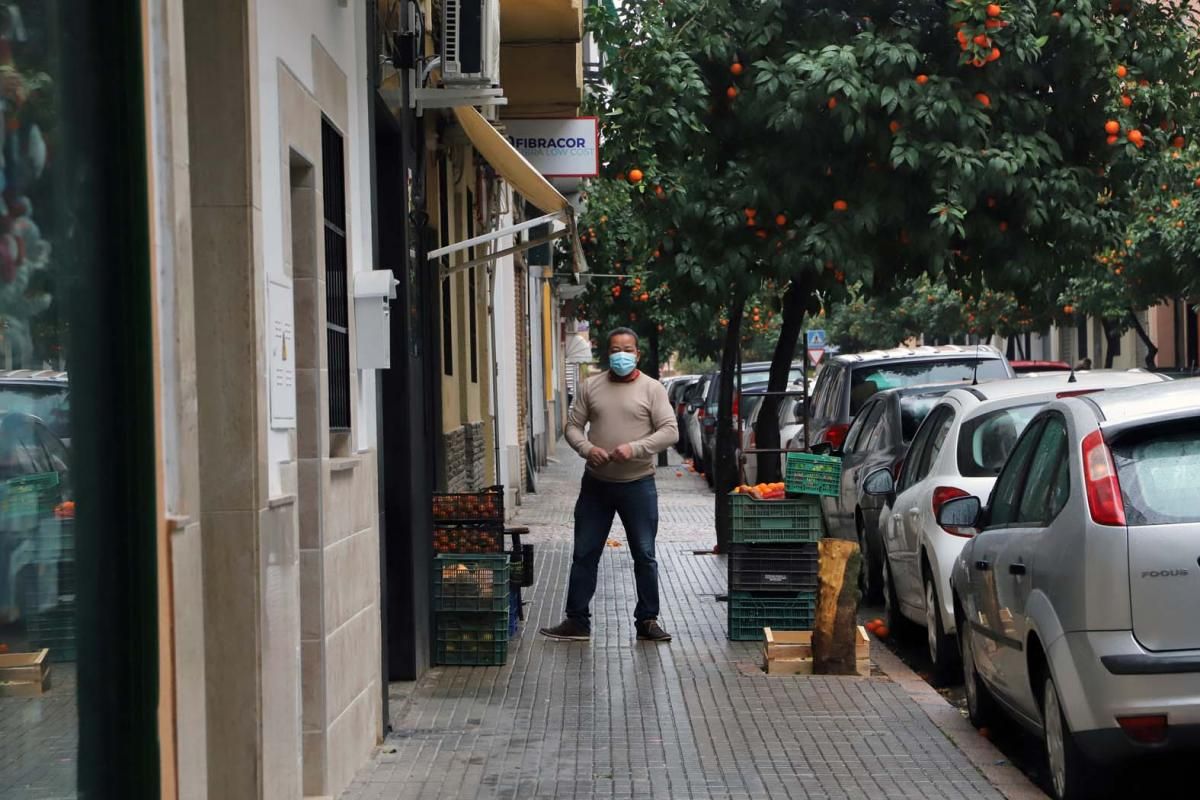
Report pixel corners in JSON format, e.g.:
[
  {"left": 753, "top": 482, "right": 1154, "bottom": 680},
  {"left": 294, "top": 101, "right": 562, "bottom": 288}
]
[
  {"left": 505, "top": 118, "right": 599, "bottom": 178},
  {"left": 806, "top": 329, "right": 827, "bottom": 350}
]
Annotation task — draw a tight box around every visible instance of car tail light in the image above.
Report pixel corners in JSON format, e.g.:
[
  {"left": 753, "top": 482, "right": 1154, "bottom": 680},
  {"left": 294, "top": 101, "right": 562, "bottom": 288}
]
[
  {"left": 824, "top": 423, "right": 850, "bottom": 451},
  {"left": 697, "top": 407, "right": 706, "bottom": 420},
  {"left": 1082, "top": 429, "right": 1126, "bottom": 526},
  {"left": 732, "top": 393, "right": 740, "bottom": 419},
  {"left": 933, "top": 486, "right": 972, "bottom": 536},
  {"left": 676, "top": 402, "right": 685, "bottom": 416},
  {"left": 1117, "top": 715, "right": 1168, "bottom": 744}
]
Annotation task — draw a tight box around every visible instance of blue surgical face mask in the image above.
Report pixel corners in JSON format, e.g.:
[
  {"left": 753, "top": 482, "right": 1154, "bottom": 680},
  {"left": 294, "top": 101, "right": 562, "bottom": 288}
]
[{"left": 609, "top": 352, "right": 637, "bottom": 377}]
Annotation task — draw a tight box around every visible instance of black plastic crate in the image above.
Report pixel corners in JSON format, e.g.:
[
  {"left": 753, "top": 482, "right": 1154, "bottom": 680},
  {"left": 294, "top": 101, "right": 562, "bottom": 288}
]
[
  {"left": 728, "top": 543, "right": 819, "bottom": 593},
  {"left": 434, "top": 554, "right": 510, "bottom": 612},
  {"left": 433, "top": 523, "right": 504, "bottom": 554},
  {"left": 509, "top": 543, "right": 535, "bottom": 588},
  {"left": 432, "top": 485, "right": 504, "bottom": 524},
  {"left": 727, "top": 591, "right": 817, "bottom": 641}
]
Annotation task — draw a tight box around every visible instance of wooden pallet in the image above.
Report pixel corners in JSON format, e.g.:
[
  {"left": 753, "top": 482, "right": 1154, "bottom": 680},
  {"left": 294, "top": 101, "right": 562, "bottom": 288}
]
[{"left": 763, "top": 627, "right": 869, "bottom": 676}]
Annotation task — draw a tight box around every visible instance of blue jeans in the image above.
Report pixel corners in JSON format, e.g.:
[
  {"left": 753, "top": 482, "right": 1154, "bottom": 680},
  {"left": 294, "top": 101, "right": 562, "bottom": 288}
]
[{"left": 565, "top": 473, "right": 660, "bottom": 629}]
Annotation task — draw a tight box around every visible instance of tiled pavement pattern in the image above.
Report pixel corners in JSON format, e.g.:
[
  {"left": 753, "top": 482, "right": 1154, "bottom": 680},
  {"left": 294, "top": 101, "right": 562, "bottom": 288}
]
[
  {"left": 341, "top": 448, "right": 1002, "bottom": 800},
  {"left": 0, "top": 662, "right": 77, "bottom": 799}
]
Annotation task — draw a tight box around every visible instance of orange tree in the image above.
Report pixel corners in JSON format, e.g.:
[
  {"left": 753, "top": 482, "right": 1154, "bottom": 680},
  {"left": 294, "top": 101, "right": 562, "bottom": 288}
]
[{"left": 584, "top": 0, "right": 1200, "bottom": 547}]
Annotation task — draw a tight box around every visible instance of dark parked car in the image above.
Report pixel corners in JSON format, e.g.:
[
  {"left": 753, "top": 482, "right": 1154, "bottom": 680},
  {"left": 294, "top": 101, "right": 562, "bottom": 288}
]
[
  {"left": 819, "top": 383, "right": 965, "bottom": 602},
  {"left": 801, "top": 345, "right": 1013, "bottom": 453},
  {"left": 699, "top": 362, "right": 805, "bottom": 484},
  {"left": 682, "top": 372, "right": 715, "bottom": 468}
]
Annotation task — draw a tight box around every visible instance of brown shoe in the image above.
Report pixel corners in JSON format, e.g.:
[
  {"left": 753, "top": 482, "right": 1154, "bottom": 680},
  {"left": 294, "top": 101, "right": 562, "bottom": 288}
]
[
  {"left": 636, "top": 619, "right": 672, "bottom": 642},
  {"left": 540, "top": 618, "right": 590, "bottom": 641}
]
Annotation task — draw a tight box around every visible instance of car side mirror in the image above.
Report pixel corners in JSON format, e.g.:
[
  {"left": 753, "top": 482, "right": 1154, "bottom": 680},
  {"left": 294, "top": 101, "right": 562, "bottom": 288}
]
[
  {"left": 937, "top": 496, "right": 982, "bottom": 532},
  {"left": 863, "top": 467, "right": 895, "bottom": 497}
]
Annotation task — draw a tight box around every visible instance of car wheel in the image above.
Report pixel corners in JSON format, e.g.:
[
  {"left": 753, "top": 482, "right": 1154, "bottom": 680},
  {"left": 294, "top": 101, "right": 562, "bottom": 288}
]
[
  {"left": 923, "top": 571, "right": 958, "bottom": 681},
  {"left": 1043, "top": 672, "right": 1102, "bottom": 800},
  {"left": 958, "top": 606, "right": 996, "bottom": 728},
  {"left": 857, "top": 514, "right": 883, "bottom": 605}
]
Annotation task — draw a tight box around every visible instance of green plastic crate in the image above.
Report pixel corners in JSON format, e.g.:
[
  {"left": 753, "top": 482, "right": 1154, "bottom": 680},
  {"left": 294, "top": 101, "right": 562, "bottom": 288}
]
[
  {"left": 434, "top": 554, "right": 510, "bottom": 612},
  {"left": 435, "top": 609, "right": 510, "bottom": 666},
  {"left": 727, "top": 494, "right": 823, "bottom": 543},
  {"left": 785, "top": 452, "right": 842, "bottom": 497},
  {"left": 727, "top": 592, "right": 817, "bottom": 641}
]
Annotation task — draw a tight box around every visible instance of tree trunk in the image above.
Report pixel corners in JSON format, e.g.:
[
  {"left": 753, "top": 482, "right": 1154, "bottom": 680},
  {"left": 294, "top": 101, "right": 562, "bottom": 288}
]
[
  {"left": 1101, "top": 318, "right": 1121, "bottom": 369},
  {"left": 812, "top": 538, "right": 863, "bottom": 675},
  {"left": 1127, "top": 307, "right": 1159, "bottom": 370},
  {"left": 713, "top": 292, "right": 746, "bottom": 553},
  {"left": 646, "top": 325, "right": 661, "bottom": 379},
  {"left": 755, "top": 281, "right": 807, "bottom": 483}
]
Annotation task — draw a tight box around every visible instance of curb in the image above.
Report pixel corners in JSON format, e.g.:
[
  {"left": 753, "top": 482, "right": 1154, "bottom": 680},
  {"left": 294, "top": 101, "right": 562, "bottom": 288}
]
[{"left": 869, "top": 642, "right": 1048, "bottom": 800}]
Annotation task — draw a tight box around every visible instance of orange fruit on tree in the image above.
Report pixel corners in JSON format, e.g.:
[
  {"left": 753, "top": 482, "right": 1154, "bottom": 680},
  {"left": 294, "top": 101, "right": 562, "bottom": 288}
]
[
  {"left": 1127, "top": 129, "right": 1144, "bottom": 147},
  {"left": 730, "top": 61, "right": 744, "bottom": 76},
  {"left": 1173, "top": 136, "right": 1186, "bottom": 148},
  {"left": 653, "top": 249, "right": 661, "bottom": 258},
  {"left": 1107, "top": 134, "right": 1119, "bottom": 145},
  {"left": 640, "top": 292, "right": 649, "bottom": 301},
  {"left": 986, "top": 18, "right": 1002, "bottom": 29},
  {"left": 975, "top": 92, "right": 991, "bottom": 107},
  {"left": 1051, "top": 10, "right": 1062, "bottom": 18},
  {"left": 974, "top": 34, "right": 990, "bottom": 47},
  {"left": 889, "top": 120, "right": 902, "bottom": 134},
  {"left": 999, "top": 221, "right": 1008, "bottom": 232},
  {"left": 755, "top": 229, "right": 768, "bottom": 240},
  {"left": 1116, "top": 64, "right": 1128, "bottom": 78},
  {"left": 628, "top": 168, "right": 644, "bottom": 184},
  {"left": 744, "top": 207, "right": 757, "bottom": 219},
  {"left": 1122, "top": 94, "right": 1133, "bottom": 107},
  {"left": 988, "top": 48, "right": 1001, "bottom": 63},
  {"left": 827, "top": 96, "right": 838, "bottom": 110},
  {"left": 833, "top": 199, "right": 849, "bottom": 212},
  {"left": 916, "top": 74, "right": 929, "bottom": 85},
  {"left": 1105, "top": 120, "right": 1120, "bottom": 135},
  {"left": 775, "top": 213, "right": 787, "bottom": 226},
  {"left": 726, "top": 85, "right": 739, "bottom": 99},
  {"left": 1194, "top": 176, "right": 1200, "bottom": 187},
  {"left": 1063, "top": 304, "right": 1074, "bottom": 315},
  {"left": 986, "top": 3, "right": 1002, "bottom": 17}
]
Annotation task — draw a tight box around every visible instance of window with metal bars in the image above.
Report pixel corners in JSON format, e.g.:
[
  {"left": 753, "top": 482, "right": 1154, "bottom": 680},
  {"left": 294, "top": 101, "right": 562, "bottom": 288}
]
[{"left": 322, "top": 118, "right": 352, "bottom": 431}]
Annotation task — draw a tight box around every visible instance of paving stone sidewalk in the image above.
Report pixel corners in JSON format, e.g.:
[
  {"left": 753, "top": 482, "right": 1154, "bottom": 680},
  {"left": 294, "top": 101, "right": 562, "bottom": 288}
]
[{"left": 341, "top": 446, "right": 1003, "bottom": 800}]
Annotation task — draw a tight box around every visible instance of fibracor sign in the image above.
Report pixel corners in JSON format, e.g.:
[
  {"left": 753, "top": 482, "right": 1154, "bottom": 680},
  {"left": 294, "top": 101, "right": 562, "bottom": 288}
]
[{"left": 505, "top": 118, "right": 599, "bottom": 178}]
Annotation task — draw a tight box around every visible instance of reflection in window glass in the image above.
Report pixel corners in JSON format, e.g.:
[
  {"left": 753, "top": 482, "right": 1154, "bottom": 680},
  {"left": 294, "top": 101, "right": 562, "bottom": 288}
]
[
  {"left": 1114, "top": 422, "right": 1200, "bottom": 525},
  {"left": 957, "top": 404, "right": 1042, "bottom": 477},
  {"left": 0, "top": 5, "right": 81, "bottom": 797}
]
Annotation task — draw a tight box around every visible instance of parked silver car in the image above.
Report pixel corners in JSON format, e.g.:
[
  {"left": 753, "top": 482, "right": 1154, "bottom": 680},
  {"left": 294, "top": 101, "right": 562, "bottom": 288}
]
[{"left": 944, "top": 379, "right": 1200, "bottom": 800}]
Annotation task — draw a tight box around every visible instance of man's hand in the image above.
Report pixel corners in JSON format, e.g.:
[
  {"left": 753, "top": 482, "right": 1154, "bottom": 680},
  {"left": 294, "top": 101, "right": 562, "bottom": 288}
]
[
  {"left": 611, "top": 444, "right": 635, "bottom": 463},
  {"left": 586, "top": 447, "right": 611, "bottom": 468}
]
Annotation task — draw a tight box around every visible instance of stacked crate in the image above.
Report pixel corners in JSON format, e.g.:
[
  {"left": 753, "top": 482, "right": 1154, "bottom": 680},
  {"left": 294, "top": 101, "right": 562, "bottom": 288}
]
[
  {"left": 726, "top": 453, "right": 841, "bottom": 641},
  {"left": 432, "top": 486, "right": 510, "bottom": 665}
]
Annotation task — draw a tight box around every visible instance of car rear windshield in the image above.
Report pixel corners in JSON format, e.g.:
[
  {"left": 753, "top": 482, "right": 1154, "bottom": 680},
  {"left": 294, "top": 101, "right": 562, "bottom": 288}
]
[
  {"left": 1112, "top": 419, "right": 1200, "bottom": 525},
  {"left": 850, "top": 359, "right": 1007, "bottom": 414},
  {"left": 0, "top": 386, "right": 70, "bottom": 442},
  {"left": 900, "top": 394, "right": 945, "bottom": 442},
  {"left": 956, "top": 403, "right": 1043, "bottom": 477}
]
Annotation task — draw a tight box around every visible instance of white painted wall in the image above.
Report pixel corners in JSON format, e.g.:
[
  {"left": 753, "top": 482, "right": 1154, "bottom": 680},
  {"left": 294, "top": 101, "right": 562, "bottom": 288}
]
[
  {"left": 255, "top": 0, "right": 376, "bottom": 496},
  {"left": 491, "top": 195, "right": 522, "bottom": 507}
]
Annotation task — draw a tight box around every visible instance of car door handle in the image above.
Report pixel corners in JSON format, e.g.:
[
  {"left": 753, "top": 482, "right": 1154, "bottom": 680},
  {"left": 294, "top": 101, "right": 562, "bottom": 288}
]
[
  {"left": 974, "top": 560, "right": 991, "bottom": 571},
  {"left": 1008, "top": 563, "right": 1026, "bottom": 576}
]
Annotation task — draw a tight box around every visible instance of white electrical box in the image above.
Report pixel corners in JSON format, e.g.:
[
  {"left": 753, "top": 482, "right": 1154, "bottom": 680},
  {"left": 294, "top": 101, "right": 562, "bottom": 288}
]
[{"left": 353, "top": 271, "right": 399, "bottom": 370}]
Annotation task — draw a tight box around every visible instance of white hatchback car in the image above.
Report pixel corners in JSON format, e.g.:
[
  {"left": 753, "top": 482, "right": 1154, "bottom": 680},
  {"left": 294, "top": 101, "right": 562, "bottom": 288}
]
[{"left": 863, "top": 370, "right": 1170, "bottom": 677}]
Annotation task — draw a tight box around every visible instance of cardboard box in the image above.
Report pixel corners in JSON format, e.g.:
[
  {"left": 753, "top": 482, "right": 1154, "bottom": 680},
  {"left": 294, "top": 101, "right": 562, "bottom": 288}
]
[{"left": 0, "top": 648, "right": 51, "bottom": 697}]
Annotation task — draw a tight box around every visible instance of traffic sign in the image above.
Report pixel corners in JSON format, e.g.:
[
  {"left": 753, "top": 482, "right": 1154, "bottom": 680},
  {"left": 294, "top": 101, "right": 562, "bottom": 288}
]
[
  {"left": 807, "top": 349, "right": 824, "bottom": 367},
  {"left": 806, "top": 329, "right": 827, "bottom": 350}
]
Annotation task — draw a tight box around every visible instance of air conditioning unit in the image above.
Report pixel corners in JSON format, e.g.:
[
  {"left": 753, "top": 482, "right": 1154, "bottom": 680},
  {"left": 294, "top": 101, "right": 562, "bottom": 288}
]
[{"left": 442, "top": 0, "right": 500, "bottom": 86}]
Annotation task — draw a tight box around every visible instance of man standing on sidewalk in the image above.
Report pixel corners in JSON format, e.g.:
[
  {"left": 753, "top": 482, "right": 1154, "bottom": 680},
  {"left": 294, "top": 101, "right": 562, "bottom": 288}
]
[{"left": 540, "top": 327, "right": 678, "bottom": 642}]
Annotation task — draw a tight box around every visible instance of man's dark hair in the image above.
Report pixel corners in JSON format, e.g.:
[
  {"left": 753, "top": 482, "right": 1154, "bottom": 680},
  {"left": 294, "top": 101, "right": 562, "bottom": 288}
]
[{"left": 607, "top": 326, "right": 639, "bottom": 349}]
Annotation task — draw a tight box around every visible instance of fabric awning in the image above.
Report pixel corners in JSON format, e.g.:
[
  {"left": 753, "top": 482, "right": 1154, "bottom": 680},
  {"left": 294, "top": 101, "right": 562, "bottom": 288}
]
[
  {"left": 563, "top": 333, "right": 593, "bottom": 364},
  {"left": 453, "top": 106, "right": 568, "bottom": 215}
]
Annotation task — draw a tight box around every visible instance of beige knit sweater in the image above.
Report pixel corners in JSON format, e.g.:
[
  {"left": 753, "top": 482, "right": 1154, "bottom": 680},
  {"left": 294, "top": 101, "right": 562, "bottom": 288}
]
[{"left": 564, "top": 371, "right": 679, "bottom": 482}]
